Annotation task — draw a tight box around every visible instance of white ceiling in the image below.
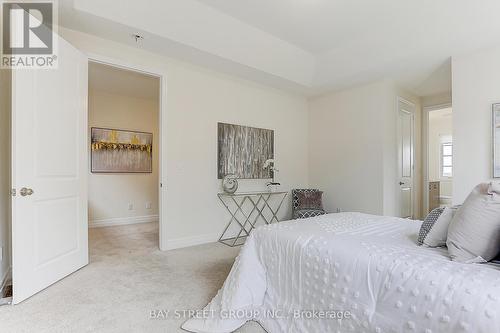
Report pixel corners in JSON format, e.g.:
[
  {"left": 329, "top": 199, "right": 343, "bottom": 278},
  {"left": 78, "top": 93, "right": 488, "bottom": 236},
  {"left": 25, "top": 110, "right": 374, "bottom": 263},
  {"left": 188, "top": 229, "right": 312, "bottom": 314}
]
[
  {"left": 88, "top": 62, "right": 159, "bottom": 100},
  {"left": 429, "top": 107, "right": 452, "bottom": 120},
  {"left": 197, "top": 0, "right": 419, "bottom": 53},
  {"left": 60, "top": 0, "right": 500, "bottom": 96}
]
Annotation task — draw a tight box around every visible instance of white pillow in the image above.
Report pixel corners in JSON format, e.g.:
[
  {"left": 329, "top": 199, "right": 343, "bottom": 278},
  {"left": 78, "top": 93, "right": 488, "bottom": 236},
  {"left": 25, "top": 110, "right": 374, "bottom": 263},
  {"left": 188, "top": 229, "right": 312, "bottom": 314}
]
[
  {"left": 447, "top": 183, "right": 500, "bottom": 263},
  {"left": 423, "top": 207, "right": 454, "bottom": 247}
]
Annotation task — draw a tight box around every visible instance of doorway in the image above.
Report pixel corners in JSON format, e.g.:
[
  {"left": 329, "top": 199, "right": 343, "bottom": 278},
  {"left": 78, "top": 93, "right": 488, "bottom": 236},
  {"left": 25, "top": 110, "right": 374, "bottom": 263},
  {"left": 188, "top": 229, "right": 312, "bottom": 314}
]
[
  {"left": 10, "top": 30, "right": 167, "bottom": 304},
  {"left": 87, "top": 62, "right": 161, "bottom": 251},
  {"left": 424, "top": 105, "right": 453, "bottom": 214}
]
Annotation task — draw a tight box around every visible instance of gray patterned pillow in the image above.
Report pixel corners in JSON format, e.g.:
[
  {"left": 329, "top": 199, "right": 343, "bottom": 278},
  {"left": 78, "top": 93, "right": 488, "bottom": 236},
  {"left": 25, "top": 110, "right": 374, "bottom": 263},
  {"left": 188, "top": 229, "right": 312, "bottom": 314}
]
[
  {"left": 296, "top": 191, "right": 323, "bottom": 210},
  {"left": 417, "top": 207, "right": 446, "bottom": 245}
]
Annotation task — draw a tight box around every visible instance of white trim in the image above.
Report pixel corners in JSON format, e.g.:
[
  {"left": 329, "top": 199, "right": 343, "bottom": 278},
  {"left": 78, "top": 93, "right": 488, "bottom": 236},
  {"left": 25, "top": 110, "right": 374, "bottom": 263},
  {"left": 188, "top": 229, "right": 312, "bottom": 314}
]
[
  {"left": 423, "top": 103, "right": 452, "bottom": 215},
  {"left": 85, "top": 53, "right": 168, "bottom": 250},
  {"left": 424, "top": 102, "right": 452, "bottom": 112},
  {"left": 165, "top": 233, "right": 220, "bottom": 251},
  {"left": 89, "top": 215, "right": 159, "bottom": 228}
]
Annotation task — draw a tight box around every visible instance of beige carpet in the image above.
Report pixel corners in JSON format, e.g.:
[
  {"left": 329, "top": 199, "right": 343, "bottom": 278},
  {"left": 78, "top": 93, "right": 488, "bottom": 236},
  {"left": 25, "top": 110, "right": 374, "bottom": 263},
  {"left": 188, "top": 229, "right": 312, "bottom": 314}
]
[{"left": 0, "top": 222, "right": 266, "bottom": 333}]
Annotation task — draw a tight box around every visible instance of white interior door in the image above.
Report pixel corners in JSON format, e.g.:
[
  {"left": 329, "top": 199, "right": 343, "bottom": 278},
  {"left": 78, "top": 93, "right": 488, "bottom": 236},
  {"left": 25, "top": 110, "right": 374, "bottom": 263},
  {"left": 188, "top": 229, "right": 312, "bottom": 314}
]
[
  {"left": 397, "top": 99, "right": 415, "bottom": 218},
  {"left": 11, "top": 37, "right": 88, "bottom": 304}
]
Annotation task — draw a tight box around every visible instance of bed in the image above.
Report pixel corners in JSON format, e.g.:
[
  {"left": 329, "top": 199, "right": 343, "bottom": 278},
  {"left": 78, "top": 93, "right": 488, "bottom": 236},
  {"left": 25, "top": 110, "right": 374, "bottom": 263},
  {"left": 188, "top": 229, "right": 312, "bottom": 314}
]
[{"left": 182, "top": 212, "right": 500, "bottom": 333}]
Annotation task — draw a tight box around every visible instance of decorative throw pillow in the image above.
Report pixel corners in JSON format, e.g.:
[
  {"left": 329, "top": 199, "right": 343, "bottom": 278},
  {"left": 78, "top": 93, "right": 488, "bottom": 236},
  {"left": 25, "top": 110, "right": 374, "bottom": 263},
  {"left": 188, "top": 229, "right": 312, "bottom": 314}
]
[
  {"left": 447, "top": 183, "right": 500, "bottom": 263},
  {"left": 296, "top": 191, "right": 323, "bottom": 210},
  {"left": 423, "top": 207, "right": 455, "bottom": 247},
  {"left": 417, "top": 207, "right": 445, "bottom": 245}
]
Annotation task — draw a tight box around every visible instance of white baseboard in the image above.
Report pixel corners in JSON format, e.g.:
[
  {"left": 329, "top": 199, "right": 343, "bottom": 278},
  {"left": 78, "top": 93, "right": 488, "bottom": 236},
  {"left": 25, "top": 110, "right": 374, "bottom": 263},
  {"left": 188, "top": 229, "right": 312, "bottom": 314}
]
[
  {"left": 89, "top": 215, "right": 159, "bottom": 228},
  {"left": 165, "top": 232, "right": 220, "bottom": 250}
]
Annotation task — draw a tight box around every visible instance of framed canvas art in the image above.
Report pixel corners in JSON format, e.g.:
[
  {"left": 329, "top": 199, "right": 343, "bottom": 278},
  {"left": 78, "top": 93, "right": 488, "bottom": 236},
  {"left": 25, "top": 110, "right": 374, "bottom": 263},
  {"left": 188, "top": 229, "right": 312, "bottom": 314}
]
[
  {"left": 494, "top": 104, "right": 500, "bottom": 178},
  {"left": 91, "top": 127, "right": 153, "bottom": 173},
  {"left": 217, "top": 123, "right": 274, "bottom": 179}
]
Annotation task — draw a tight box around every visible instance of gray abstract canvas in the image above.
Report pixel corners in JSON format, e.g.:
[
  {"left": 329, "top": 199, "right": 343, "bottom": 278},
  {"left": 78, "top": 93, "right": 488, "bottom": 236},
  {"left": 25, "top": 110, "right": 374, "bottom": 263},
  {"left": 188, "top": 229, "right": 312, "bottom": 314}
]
[
  {"left": 217, "top": 123, "right": 274, "bottom": 179},
  {"left": 494, "top": 104, "right": 500, "bottom": 178}
]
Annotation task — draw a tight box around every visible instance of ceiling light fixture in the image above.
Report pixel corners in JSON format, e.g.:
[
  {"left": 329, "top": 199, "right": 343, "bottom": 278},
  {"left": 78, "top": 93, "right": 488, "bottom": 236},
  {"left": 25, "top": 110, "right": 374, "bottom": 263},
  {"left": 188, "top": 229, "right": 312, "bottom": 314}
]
[{"left": 133, "top": 34, "right": 144, "bottom": 43}]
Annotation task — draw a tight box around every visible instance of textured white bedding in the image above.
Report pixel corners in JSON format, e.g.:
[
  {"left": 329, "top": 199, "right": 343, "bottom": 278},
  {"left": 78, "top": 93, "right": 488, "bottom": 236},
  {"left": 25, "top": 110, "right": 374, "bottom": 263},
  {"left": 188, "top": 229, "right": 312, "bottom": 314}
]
[{"left": 182, "top": 212, "right": 500, "bottom": 333}]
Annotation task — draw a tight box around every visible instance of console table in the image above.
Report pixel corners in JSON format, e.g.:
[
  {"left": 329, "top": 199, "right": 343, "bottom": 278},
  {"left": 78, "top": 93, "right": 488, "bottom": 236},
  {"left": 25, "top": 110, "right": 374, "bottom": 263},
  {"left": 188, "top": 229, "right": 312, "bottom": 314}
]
[{"left": 217, "top": 191, "right": 288, "bottom": 247}]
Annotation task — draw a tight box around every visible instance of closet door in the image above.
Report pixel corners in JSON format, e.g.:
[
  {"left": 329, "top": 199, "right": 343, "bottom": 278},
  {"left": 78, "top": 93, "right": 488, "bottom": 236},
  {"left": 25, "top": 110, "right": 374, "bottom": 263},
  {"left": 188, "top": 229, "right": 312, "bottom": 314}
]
[{"left": 397, "top": 99, "right": 415, "bottom": 218}]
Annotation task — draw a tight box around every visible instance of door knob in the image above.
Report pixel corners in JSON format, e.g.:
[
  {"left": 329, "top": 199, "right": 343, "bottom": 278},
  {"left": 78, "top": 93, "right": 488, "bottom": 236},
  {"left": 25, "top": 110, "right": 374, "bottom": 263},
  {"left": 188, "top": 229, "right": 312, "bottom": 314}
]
[
  {"left": 20, "top": 187, "right": 34, "bottom": 196},
  {"left": 399, "top": 182, "right": 404, "bottom": 185}
]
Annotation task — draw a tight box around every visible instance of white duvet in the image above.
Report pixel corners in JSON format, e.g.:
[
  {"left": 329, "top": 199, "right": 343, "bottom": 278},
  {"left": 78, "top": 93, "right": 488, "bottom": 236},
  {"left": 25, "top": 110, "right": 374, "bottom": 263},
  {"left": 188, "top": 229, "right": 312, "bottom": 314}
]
[{"left": 183, "top": 213, "right": 500, "bottom": 333}]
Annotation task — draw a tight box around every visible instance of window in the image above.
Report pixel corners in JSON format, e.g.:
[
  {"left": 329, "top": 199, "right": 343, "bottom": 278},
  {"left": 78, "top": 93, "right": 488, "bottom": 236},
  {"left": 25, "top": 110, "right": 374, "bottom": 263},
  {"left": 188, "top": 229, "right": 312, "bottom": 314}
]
[{"left": 441, "top": 142, "right": 453, "bottom": 177}]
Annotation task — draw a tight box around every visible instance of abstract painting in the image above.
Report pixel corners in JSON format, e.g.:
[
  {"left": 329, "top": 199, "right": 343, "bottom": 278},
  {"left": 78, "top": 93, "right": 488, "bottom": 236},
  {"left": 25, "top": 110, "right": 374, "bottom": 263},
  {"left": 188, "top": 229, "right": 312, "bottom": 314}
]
[
  {"left": 493, "top": 104, "right": 500, "bottom": 178},
  {"left": 217, "top": 123, "right": 274, "bottom": 179},
  {"left": 91, "top": 127, "right": 153, "bottom": 173}
]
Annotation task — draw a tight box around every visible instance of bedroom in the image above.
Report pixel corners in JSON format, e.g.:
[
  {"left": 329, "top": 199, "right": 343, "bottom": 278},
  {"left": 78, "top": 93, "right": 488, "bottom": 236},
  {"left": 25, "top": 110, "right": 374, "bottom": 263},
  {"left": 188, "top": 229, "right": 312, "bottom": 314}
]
[{"left": 0, "top": 1, "right": 499, "bottom": 332}]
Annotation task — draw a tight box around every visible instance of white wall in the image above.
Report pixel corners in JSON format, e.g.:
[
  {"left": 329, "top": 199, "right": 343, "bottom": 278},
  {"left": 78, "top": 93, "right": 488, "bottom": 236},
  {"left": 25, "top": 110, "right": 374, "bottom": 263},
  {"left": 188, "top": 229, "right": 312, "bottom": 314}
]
[
  {"left": 309, "top": 81, "right": 387, "bottom": 215},
  {"left": 166, "top": 61, "right": 309, "bottom": 248},
  {"left": 452, "top": 45, "right": 500, "bottom": 204},
  {"left": 0, "top": 69, "right": 12, "bottom": 283},
  {"left": 428, "top": 111, "right": 453, "bottom": 197},
  {"left": 88, "top": 89, "right": 160, "bottom": 226},
  {"left": 60, "top": 28, "right": 310, "bottom": 249},
  {"left": 309, "top": 81, "right": 422, "bottom": 218}
]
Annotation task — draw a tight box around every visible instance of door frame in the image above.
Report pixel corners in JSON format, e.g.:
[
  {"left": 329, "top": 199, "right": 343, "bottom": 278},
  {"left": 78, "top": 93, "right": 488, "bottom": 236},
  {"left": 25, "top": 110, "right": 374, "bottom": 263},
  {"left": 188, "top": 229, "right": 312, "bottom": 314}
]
[
  {"left": 86, "top": 53, "right": 168, "bottom": 251},
  {"left": 422, "top": 102, "right": 452, "bottom": 215},
  {"left": 397, "top": 97, "right": 416, "bottom": 218}
]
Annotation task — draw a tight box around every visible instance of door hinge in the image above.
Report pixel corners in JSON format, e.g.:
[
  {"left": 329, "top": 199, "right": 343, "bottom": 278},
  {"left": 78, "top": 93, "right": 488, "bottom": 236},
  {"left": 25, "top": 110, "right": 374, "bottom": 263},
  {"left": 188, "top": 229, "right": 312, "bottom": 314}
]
[{"left": 11, "top": 188, "right": 16, "bottom": 197}]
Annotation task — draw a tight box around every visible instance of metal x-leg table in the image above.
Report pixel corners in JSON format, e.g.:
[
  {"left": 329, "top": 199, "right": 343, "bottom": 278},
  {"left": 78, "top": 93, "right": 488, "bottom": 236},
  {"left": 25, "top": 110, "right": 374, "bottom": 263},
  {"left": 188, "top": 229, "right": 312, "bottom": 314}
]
[{"left": 217, "top": 191, "right": 288, "bottom": 247}]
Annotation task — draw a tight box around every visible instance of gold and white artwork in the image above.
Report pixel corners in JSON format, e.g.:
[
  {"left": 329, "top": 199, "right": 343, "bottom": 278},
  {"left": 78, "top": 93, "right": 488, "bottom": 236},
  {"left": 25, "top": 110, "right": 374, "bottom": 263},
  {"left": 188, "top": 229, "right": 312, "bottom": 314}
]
[{"left": 91, "top": 127, "right": 153, "bottom": 173}]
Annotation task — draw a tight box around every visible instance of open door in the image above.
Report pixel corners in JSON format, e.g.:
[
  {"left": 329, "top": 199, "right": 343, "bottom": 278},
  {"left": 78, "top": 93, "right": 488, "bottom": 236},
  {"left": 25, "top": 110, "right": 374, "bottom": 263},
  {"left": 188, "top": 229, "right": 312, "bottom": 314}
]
[
  {"left": 397, "top": 98, "right": 415, "bottom": 219},
  {"left": 11, "top": 36, "right": 88, "bottom": 303}
]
